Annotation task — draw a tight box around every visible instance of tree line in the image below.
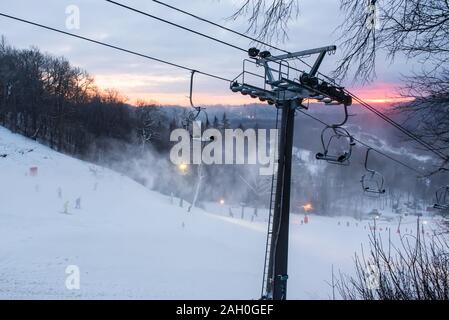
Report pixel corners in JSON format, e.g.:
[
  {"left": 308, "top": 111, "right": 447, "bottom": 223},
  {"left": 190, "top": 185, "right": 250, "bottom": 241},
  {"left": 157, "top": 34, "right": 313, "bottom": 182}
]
[
  {"left": 0, "top": 37, "right": 174, "bottom": 160},
  {"left": 0, "top": 38, "right": 255, "bottom": 209}
]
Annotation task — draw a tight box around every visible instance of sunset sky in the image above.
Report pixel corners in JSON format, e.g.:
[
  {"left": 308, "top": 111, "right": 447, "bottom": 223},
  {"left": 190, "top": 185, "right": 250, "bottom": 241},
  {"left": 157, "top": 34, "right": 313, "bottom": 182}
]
[{"left": 0, "top": 0, "right": 419, "bottom": 106}]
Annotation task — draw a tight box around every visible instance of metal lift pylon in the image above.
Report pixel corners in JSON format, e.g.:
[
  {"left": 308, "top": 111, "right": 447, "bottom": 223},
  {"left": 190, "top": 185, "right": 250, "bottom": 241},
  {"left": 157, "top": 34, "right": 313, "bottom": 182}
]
[{"left": 230, "top": 45, "right": 352, "bottom": 300}]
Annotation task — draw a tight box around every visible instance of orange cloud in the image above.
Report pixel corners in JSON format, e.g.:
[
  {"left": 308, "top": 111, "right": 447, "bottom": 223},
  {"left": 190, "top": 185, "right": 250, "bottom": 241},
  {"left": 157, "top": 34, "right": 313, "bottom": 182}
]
[
  {"left": 94, "top": 73, "right": 247, "bottom": 106},
  {"left": 350, "top": 82, "right": 414, "bottom": 105},
  {"left": 125, "top": 92, "right": 256, "bottom": 106},
  {"left": 94, "top": 73, "right": 413, "bottom": 107}
]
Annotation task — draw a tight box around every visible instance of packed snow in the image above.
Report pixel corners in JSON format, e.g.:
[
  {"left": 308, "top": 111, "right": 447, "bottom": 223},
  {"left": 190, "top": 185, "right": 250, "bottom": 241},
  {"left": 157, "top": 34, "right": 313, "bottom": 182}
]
[{"left": 0, "top": 126, "right": 439, "bottom": 299}]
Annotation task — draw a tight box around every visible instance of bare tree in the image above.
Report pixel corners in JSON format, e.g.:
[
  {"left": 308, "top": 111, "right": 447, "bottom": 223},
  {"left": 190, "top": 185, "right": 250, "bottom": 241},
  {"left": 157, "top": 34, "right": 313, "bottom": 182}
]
[
  {"left": 337, "top": 222, "right": 449, "bottom": 300},
  {"left": 230, "top": 0, "right": 299, "bottom": 42},
  {"left": 135, "top": 102, "right": 161, "bottom": 153},
  {"left": 335, "top": 0, "right": 449, "bottom": 81},
  {"left": 335, "top": 0, "right": 449, "bottom": 168},
  {"left": 397, "top": 69, "right": 449, "bottom": 157}
]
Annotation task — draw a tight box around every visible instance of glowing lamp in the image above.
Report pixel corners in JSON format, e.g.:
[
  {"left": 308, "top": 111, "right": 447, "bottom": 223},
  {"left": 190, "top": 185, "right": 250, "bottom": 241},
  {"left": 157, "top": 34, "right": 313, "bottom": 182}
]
[{"left": 178, "top": 163, "right": 188, "bottom": 174}]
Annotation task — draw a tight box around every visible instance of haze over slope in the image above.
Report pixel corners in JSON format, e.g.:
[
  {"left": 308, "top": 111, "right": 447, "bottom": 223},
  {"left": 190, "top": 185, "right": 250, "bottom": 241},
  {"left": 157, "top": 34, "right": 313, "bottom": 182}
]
[{"left": 0, "top": 126, "right": 432, "bottom": 299}]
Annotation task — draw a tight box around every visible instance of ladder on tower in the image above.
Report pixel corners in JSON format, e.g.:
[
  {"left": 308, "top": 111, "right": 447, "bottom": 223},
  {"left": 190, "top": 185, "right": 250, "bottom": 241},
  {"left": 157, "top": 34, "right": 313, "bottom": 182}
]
[
  {"left": 261, "top": 108, "right": 281, "bottom": 299},
  {"left": 232, "top": 45, "right": 352, "bottom": 301}
]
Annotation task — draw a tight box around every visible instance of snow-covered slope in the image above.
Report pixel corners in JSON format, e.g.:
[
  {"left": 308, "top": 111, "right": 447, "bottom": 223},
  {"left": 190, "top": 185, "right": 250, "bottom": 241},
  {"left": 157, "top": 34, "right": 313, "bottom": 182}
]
[{"left": 0, "top": 126, "right": 436, "bottom": 299}]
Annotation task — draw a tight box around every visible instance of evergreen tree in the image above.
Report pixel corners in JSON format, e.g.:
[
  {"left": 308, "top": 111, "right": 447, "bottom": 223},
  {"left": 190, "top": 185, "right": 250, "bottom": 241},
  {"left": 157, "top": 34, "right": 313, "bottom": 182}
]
[
  {"left": 205, "top": 116, "right": 211, "bottom": 128},
  {"left": 212, "top": 115, "right": 219, "bottom": 128},
  {"left": 221, "top": 112, "right": 230, "bottom": 130}
]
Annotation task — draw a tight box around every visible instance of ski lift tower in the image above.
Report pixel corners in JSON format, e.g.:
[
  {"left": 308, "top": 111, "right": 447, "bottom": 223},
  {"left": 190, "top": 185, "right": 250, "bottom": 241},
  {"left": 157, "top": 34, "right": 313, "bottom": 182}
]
[{"left": 230, "top": 45, "right": 352, "bottom": 300}]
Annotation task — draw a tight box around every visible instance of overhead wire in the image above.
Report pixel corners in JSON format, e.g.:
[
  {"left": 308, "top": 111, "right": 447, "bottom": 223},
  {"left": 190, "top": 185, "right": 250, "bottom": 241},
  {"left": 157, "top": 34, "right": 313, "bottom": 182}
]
[
  {"left": 295, "top": 108, "right": 424, "bottom": 176},
  {"left": 347, "top": 91, "right": 449, "bottom": 161},
  {"left": 105, "top": 0, "right": 247, "bottom": 53},
  {"left": 1, "top": 6, "right": 445, "bottom": 169},
  {"left": 105, "top": 0, "right": 308, "bottom": 75},
  {"left": 131, "top": 0, "right": 449, "bottom": 162},
  {"left": 151, "top": 0, "right": 291, "bottom": 55},
  {"left": 0, "top": 12, "right": 231, "bottom": 83}
]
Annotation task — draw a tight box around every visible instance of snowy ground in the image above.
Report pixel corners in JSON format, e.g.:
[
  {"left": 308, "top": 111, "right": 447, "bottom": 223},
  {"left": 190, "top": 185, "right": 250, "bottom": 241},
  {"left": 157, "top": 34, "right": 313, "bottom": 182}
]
[{"left": 0, "top": 126, "right": 439, "bottom": 299}]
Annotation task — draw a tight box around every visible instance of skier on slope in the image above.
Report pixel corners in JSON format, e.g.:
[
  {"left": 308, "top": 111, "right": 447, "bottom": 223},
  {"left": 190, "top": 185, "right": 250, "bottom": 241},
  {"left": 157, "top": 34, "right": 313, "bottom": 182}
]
[
  {"left": 63, "top": 201, "right": 69, "bottom": 214},
  {"left": 75, "top": 197, "right": 81, "bottom": 209}
]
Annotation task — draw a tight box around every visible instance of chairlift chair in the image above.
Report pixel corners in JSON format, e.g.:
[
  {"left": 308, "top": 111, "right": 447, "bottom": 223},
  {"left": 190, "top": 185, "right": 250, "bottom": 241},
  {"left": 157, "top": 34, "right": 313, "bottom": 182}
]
[
  {"left": 433, "top": 186, "right": 449, "bottom": 211},
  {"left": 182, "top": 70, "right": 213, "bottom": 142},
  {"left": 315, "top": 127, "right": 355, "bottom": 165},
  {"left": 315, "top": 104, "right": 355, "bottom": 165},
  {"left": 360, "top": 148, "right": 386, "bottom": 195}
]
